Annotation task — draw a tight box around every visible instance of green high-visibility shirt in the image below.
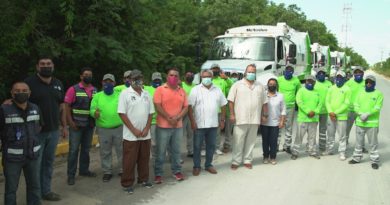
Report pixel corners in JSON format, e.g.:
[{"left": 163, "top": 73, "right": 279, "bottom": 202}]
[
  {"left": 182, "top": 82, "right": 195, "bottom": 96},
  {"left": 90, "top": 91, "right": 123, "bottom": 128},
  {"left": 296, "top": 88, "right": 322, "bottom": 123},
  {"left": 114, "top": 84, "right": 129, "bottom": 93},
  {"left": 277, "top": 76, "right": 301, "bottom": 108},
  {"left": 144, "top": 85, "right": 157, "bottom": 125},
  {"left": 354, "top": 89, "right": 383, "bottom": 128},
  {"left": 345, "top": 79, "right": 365, "bottom": 111},
  {"left": 314, "top": 80, "right": 332, "bottom": 114},
  {"left": 212, "top": 77, "right": 229, "bottom": 97},
  {"left": 325, "top": 85, "right": 351, "bottom": 120}
]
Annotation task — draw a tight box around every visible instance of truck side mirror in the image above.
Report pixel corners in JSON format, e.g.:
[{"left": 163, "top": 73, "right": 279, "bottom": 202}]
[{"left": 288, "top": 44, "right": 296, "bottom": 58}]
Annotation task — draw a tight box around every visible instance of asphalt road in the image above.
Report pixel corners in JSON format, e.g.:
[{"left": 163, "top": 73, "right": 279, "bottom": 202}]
[{"left": 1, "top": 70, "right": 389, "bottom": 205}]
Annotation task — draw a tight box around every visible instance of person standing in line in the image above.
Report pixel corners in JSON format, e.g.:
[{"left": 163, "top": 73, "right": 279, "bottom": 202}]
[
  {"left": 90, "top": 74, "right": 123, "bottom": 182},
  {"left": 188, "top": 70, "right": 227, "bottom": 176},
  {"left": 144, "top": 72, "right": 163, "bottom": 160},
  {"left": 181, "top": 71, "right": 196, "bottom": 157},
  {"left": 313, "top": 67, "right": 332, "bottom": 152},
  {"left": 118, "top": 70, "right": 154, "bottom": 194},
  {"left": 291, "top": 75, "right": 322, "bottom": 160},
  {"left": 24, "top": 56, "right": 66, "bottom": 201},
  {"left": 260, "top": 78, "right": 286, "bottom": 165},
  {"left": 222, "top": 72, "right": 239, "bottom": 153},
  {"left": 349, "top": 75, "right": 383, "bottom": 170},
  {"left": 228, "top": 64, "right": 268, "bottom": 170},
  {"left": 277, "top": 66, "right": 301, "bottom": 153},
  {"left": 114, "top": 70, "right": 132, "bottom": 93},
  {"left": 324, "top": 71, "right": 351, "bottom": 160},
  {"left": 153, "top": 68, "right": 188, "bottom": 183},
  {"left": 65, "top": 67, "right": 97, "bottom": 185},
  {"left": 1, "top": 82, "right": 42, "bottom": 205}
]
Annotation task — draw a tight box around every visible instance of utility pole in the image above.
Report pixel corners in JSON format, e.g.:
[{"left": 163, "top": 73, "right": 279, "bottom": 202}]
[{"left": 341, "top": 3, "right": 352, "bottom": 48}]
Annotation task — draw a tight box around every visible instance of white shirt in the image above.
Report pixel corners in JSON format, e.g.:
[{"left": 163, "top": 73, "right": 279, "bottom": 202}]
[
  {"left": 227, "top": 79, "right": 268, "bottom": 125},
  {"left": 188, "top": 84, "right": 227, "bottom": 129},
  {"left": 262, "top": 91, "right": 287, "bottom": 127},
  {"left": 117, "top": 87, "right": 155, "bottom": 141}
]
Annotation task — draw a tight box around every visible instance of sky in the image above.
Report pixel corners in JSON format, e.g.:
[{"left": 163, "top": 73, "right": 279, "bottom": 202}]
[{"left": 270, "top": 0, "right": 390, "bottom": 65}]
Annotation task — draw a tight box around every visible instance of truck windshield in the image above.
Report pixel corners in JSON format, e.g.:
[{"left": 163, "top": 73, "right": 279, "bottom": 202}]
[{"left": 209, "top": 37, "right": 275, "bottom": 61}]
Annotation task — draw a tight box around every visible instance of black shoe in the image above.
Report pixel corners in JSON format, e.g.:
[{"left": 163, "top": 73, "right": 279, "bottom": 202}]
[
  {"left": 187, "top": 153, "right": 194, "bottom": 158},
  {"left": 42, "top": 192, "right": 61, "bottom": 201},
  {"left": 79, "top": 171, "right": 97, "bottom": 177},
  {"left": 103, "top": 174, "right": 112, "bottom": 182},
  {"left": 67, "top": 177, "right": 75, "bottom": 185},
  {"left": 291, "top": 154, "right": 298, "bottom": 160},
  {"left": 348, "top": 159, "right": 360, "bottom": 164},
  {"left": 371, "top": 163, "right": 379, "bottom": 169}
]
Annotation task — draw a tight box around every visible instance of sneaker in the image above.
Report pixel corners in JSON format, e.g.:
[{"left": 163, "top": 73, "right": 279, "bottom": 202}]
[
  {"left": 291, "top": 154, "right": 298, "bottom": 160},
  {"left": 201, "top": 150, "right": 206, "bottom": 157},
  {"left": 42, "top": 192, "right": 61, "bottom": 201},
  {"left": 371, "top": 163, "right": 379, "bottom": 170},
  {"left": 123, "top": 187, "right": 134, "bottom": 194},
  {"left": 67, "top": 177, "right": 75, "bottom": 186},
  {"left": 270, "top": 159, "right": 277, "bottom": 165},
  {"left": 309, "top": 153, "right": 321, "bottom": 159},
  {"left": 173, "top": 172, "right": 185, "bottom": 181},
  {"left": 339, "top": 154, "right": 346, "bottom": 161},
  {"left": 79, "top": 171, "right": 97, "bottom": 177},
  {"left": 154, "top": 176, "right": 163, "bottom": 184},
  {"left": 321, "top": 151, "right": 334, "bottom": 156},
  {"left": 103, "top": 174, "right": 112, "bottom": 182},
  {"left": 348, "top": 159, "right": 360, "bottom": 164},
  {"left": 263, "top": 158, "right": 269, "bottom": 164},
  {"left": 140, "top": 181, "right": 153, "bottom": 188},
  {"left": 215, "top": 149, "right": 223, "bottom": 155}
]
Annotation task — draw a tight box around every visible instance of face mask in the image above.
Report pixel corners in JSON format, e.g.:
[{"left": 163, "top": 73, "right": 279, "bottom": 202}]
[
  {"left": 213, "top": 71, "right": 220, "bottom": 77},
  {"left": 316, "top": 73, "right": 325, "bottom": 82},
  {"left": 83, "top": 76, "right": 93, "bottom": 84},
  {"left": 268, "top": 85, "right": 277, "bottom": 92},
  {"left": 132, "top": 80, "right": 143, "bottom": 88},
  {"left": 354, "top": 74, "right": 363, "bottom": 83},
  {"left": 202, "top": 77, "right": 212, "bottom": 86},
  {"left": 305, "top": 83, "right": 314, "bottom": 90},
  {"left": 39, "top": 67, "right": 53, "bottom": 78},
  {"left": 13, "top": 93, "right": 29, "bottom": 104},
  {"left": 365, "top": 82, "right": 376, "bottom": 92},
  {"left": 125, "top": 80, "right": 131, "bottom": 87},
  {"left": 231, "top": 78, "right": 238, "bottom": 83},
  {"left": 284, "top": 71, "right": 293, "bottom": 80},
  {"left": 185, "top": 76, "right": 194, "bottom": 83},
  {"left": 246, "top": 73, "right": 256, "bottom": 81},
  {"left": 103, "top": 83, "right": 114, "bottom": 95},
  {"left": 335, "top": 78, "right": 344, "bottom": 87},
  {"left": 167, "top": 76, "right": 179, "bottom": 86},
  {"left": 152, "top": 81, "right": 161, "bottom": 88}
]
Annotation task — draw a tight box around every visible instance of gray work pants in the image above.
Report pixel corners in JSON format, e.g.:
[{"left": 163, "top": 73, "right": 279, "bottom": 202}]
[
  {"left": 281, "top": 106, "right": 297, "bottom": 149},
  {"left": 326, "top": 119, "right": 347, "bottom": 155},
  {"left": 318, "top": 114, "right": 328, "bottom": 151},
  {"left": 97, "top": 126, "right": 123, "bottom": 174},
  {"left": 352, "top": 126, "right": 379, "bottom": 163},
  {"left": 292, "top": 122, "right": 318, "bottom": 156}
]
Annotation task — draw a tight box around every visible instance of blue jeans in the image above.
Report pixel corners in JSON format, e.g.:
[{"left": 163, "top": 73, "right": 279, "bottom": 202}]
[
  {"left": 260, "top": 125, "right": 279, "bottom": 159},
  {"left": 37, "top": 130, "right": 59, "bottom": 195},
  {"left": 4, "top": 158, "right": 41, "bottom": 205},
  {"left": 67, "top": 126, "right": 94, "bottom": 177},
  {"left": 193, "top": 127, "right": 217, "bottom": 169},
  {"left": 154, "top": 127, "right": 183, "bottom": 176}
]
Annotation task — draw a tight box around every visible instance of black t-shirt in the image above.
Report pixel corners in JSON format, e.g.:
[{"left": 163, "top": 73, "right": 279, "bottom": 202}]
[{"left": 25, "top": 74, "right": 65, "bottom": 132}]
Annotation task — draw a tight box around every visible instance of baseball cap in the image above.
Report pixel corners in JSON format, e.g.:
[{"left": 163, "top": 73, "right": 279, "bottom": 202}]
[
  {"left": 102, "top": 73, "right": 115, "bottom": 82},
  {"left": 335, "top": 70, "right": 346, "bottom": 78},
  {"left": 123, "top": 70, "right": 132, "bottom": 78},
  {"left": 353, "top": 66, "right": 364, "bottom": 72},
  {"left": 365, "top": 75, "right": 376, "bottom": 82},
  {"left": 210, "top": 64, "right": 220, "bottom": 69},
  {"left": 317, "top": 67, "right": 326, "bottom": 73},
  {"left": 305, "top": 74, "right": 316, "bottom": 81},
  {"left": 152, "top": 72, "right": 162, "bottom": 80},
  {"left": 130, "top": 69, "right": 143, "bottom": 79}
]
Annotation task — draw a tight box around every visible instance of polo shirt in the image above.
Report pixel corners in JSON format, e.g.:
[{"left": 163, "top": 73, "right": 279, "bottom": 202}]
[
  {"left": 262, "top": 92, "right": 286, "bottom": 127},
  {"left": 188, "top": 84, "right": 227, "bottom": 128},
  {"left": 117, "top": 87, "right": 154, "bottom": 141},
  {"left": 25, "top": 74, "right": 64, "bottom": 132},
  {"left": 227, "top": 80, "right": 267, "bottom": 125},
  {"left": 90, "top": 91, "right": 123, "bottom": 128},
  {"left": 277, "top": 76, "right": 301, "bottom": 108},
  {"left": 64, "top": 82, "right": 95, "bottom": 104},
  {"left": 153, "top": 83, "right": 188, "bottom": 128}
]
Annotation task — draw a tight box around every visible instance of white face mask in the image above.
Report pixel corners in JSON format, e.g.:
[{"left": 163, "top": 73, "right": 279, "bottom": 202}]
[{"left": 202, "top": 77, "right": 212, "bottom": 86}]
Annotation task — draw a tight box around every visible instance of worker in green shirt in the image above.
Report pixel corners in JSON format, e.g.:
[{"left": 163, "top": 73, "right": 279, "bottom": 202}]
[
  {"left": 345, "top": 67, "right": 365, "bottom": 144},
  {"left": 90, "top": 74, "right": 123, "bottom": 182},
  {"left": 223, "top": 72, "right": 239, "bottom": 153},
  {"left": 114, "top": 70, "right": 132, "bottom": 93},
  {"left": 291, "top": 75, "right": 322, "bottom": 160},
  {"left": 181, "top": 71, "right": 196, "bottom": 157},
  {"left": 349, "top": 75, "right": 383, "bottom": 170},
  {"left": 211, "top": 64, "right": 232, "bottom": 155},
  {"left": 314, "top": 67, "right": 332, "bottom": 152},
  {"left": 277, "top": 66, "right": 301, "bottom": 154},
  {"left": 324, "top": 71, "right": 351, "bottom": 160},
  {"left": 144, "top": 72, "right": 163, "bottom": 160}
]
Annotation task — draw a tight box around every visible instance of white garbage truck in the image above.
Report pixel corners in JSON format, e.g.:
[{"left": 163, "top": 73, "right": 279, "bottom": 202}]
[
  {"left": 311, "top": 42, "right": 331, "bottom": 76},
  {"left": 200, "top": 22, "right": 312, "bottom": 85}
]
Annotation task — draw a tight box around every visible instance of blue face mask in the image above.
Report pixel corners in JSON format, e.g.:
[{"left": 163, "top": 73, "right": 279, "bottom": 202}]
[
  {"left": 354, "top": 74, "right": 363, "bottom": 83},
  {"left": 125, "top": 80, "right": 131, "bottom": 87},
  {"left": 103, "top": 83, "right": 114, "bottom": 95},
  {"left": 284, "top": 70, "right": 293, "bottom": 80},
  {"left": 305, "top": 83, "right": 314, "bottom": 90},
  {"left": 246, "top": 73, "right": 256, "bottom": 81},
  {"left": 316, "top": 73, "right": 325, "bottom": 82},
  {"left": 365, "top": 81, "right": 376, "bottom": 92},
  {"left": 152, "top": 81, "right": 161, "bottom": 88},
  {"left": 335, "top": 77, "right": 345, "bottom": 88},
  {"left": 202, "top": 77, "right": 212, "bottom": 86}
]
